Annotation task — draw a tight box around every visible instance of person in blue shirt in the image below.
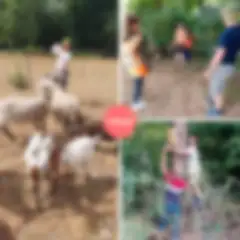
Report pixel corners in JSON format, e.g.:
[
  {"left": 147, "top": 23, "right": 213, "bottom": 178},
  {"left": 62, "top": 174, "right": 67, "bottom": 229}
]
[{"left": 204, "top": 8, "right": 240, "bottom": 116}]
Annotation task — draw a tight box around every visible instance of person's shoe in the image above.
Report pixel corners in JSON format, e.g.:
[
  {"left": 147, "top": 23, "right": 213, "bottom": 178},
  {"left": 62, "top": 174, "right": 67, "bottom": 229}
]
[
  {"left": 207, "top": 107, "right": 222, "bottom": 117},
  {"left": 207, "top": 108, "right": 216, "bottom": 117},
  {"left": 137, "top": 100, "right": 146, "bottom": 109},
  {"left": 151, "top": 215, "right": 169, "bottom": 230},
  {"left": 132, "top": 100, "right": 146, "bottom": 112},
  {"left": 206, "top": 97, "right": 224, "bottom": 117}
]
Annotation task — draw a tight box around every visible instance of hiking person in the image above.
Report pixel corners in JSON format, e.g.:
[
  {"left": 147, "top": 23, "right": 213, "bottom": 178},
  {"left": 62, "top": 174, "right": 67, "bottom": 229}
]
[
  {"left": 122, "top": 15, "right": 149, "bottom": 112},
  {"left": 204, "top": 7, "right": 240, "bottom": 116},
  {"left": 171, "top": 23, "right": 193, "bottom": 65},
  {"left": 51, "top": 38, "right": 72, "bottom": 90}
]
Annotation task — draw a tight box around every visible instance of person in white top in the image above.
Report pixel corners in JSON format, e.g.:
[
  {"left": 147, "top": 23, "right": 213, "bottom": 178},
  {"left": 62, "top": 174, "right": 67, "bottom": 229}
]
[
  {"left": 51, "top": 38, "right": 72, "bottom": 89},
  {"left": 185, "top": 137, "right": 201, "bottom": 185},
  {"left": 24, "top": 129, "right": 55, "bottom": 208},
  {"left": 175, "top": 136, "right": 203, "bottom": 209}
]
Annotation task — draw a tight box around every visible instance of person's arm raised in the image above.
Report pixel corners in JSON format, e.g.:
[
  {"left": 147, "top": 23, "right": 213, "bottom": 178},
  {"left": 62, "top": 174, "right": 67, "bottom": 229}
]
[
  {"left": 128, "top": 34, "right": 142, "bottom": 53},
  {"left": 160, "top": 144, "right": 171, "bottom": 176}
]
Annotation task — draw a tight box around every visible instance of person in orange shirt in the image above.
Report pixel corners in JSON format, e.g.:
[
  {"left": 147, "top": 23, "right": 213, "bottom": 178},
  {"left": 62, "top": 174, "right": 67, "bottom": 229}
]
[
  {"left": 171, "top": 23, "right": 193, "bottom": 64},
  {"left": 122, "top": 15, "right": 149, "bottom": 112}
]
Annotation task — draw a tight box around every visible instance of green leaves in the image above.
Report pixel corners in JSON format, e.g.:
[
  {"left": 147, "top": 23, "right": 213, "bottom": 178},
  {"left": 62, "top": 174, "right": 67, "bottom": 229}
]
[
  {"left": 128, "top": 0, "right": 227, "bottom": 57},
  {"left": 0, "top": 0, "right": 116, "bottom": 54},
  {"left": 123, "top": 122, "right": 240, "bottom": 205}
]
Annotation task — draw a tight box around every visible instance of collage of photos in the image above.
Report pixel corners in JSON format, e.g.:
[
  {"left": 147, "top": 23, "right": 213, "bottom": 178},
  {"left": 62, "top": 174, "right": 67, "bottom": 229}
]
[{"left": 0, "top": 0, "right": 240, "bottom": 240}]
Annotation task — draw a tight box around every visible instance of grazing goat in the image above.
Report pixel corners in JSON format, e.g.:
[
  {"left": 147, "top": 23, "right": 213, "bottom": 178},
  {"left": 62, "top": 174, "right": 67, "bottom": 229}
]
[
  {"left": 39, "top": 77, "right": 84, "bottom": 132},
  {"left": 60, "top": 122, "right": 107, "bottom": 177},
  {"left": 0, "top": 87, "right": 51, "bottom": 140}
]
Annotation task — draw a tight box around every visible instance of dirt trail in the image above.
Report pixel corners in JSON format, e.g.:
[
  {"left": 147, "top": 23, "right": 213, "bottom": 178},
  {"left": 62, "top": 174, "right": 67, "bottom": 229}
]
[
  {"left": 0, "top": 54, "right": 117, "bottom": 240},
  {"left": 123, "top": 60, "right": 240, "bottom": 118}
]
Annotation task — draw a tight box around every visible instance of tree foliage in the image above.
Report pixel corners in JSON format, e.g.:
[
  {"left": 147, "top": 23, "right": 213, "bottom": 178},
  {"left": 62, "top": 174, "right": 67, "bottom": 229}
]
[
  {"left": 127, "top": 0, "right": 240, "bottom": 57},
  {"left": 0, "top": 0, "right": 117, "bottom": 55},
  {"left": 123, "top": 122, "right": 240, "bottom": 189}
]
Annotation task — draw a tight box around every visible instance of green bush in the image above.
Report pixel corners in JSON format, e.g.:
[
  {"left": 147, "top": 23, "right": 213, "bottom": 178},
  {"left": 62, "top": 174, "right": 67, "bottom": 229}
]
[
  {"left": 123, "top": 122, "right": 240, "bottom": 207},
  {"left": 23, "top": 45, "right": 44, "bottom": 54},
  {"left": 134, "top": 6, "right": 224, "bottom": 57},
  {"left": 191, "top": 6, "right": 223, "bottom": 57},
  {"left": 8, "top": 70, "right": 29, "bottom": 90}
]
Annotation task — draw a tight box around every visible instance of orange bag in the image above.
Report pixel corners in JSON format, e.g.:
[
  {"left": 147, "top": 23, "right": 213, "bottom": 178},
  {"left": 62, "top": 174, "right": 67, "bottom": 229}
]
[{"left": 137, "top": 64, "right": 148, "bottom": 77}]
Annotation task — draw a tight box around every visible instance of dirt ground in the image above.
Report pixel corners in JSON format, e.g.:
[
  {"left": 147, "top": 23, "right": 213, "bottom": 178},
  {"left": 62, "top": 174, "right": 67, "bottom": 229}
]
[
  {"left": 123, "top": 59, "right": 240, "bottom": 118},
  {"left": 0, "top": 53, "right": 118, "bottom": 240}
]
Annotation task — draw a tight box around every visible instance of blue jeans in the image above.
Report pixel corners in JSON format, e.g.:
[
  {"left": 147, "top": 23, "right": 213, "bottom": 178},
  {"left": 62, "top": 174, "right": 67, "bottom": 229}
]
[
  {"left": 133, "top": 77, "right": 144, "bottom": 103},
  {"left": 159, "top": 191, "right": 181, "bottom": 240}
]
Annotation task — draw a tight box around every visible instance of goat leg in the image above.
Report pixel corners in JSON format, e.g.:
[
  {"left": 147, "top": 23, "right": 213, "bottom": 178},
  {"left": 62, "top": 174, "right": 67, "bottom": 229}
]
[
  {"left": 1, "top": 126, "right": 16, "bottom": 141},
  {"left": 83, "top": 161, "right": 91, "bottom": 182},
  {"left": 30, "top": 168, "right": 42, "bottom": 211},
  {"left": 33, "top": 119, "right": 47, "bottom": 132}
]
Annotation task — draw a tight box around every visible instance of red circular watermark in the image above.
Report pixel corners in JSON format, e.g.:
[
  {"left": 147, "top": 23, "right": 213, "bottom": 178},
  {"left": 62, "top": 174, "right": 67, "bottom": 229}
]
[{"left": 103, "top": 105, "right": 137, "bottom": 139}]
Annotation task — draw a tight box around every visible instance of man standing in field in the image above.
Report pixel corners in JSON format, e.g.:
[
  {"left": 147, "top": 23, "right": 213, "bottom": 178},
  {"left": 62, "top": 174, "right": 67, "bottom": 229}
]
[
  {"left": 204, "top": 7, "right": 240, "bottom": 116},
  {"left": 51, "top": 38, "right": 72, "bottom": 90}
]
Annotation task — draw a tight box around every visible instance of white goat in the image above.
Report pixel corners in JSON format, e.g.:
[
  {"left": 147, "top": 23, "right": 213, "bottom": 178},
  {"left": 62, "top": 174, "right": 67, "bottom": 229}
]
[
  {"left": 0, "top": 88, "right": 50, "bottom": 140},
  {"left": 60, "top": 134, "right": 100, "bottom": 178},
  {"left": 24, "top": 132, "right": 54, "bottom": 171},
  {"left": 39, "top": 77, "right": 84, "bottom": 131}
]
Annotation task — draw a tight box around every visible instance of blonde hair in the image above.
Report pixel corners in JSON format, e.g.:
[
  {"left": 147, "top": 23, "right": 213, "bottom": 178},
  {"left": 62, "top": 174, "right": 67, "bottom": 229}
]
[
  {"left": 168, "top": 126, "right": 176, "bottom": 146},
  {"left": 221, "top": 7, "right": 239, "bottom": 25},
  {"left": 62, "top": 37, "right": 71, "bottom": 46}
]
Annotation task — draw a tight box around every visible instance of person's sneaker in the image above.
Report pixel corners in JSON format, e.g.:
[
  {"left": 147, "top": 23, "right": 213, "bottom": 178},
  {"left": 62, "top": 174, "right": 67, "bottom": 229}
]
[
  {"left": 151, "top": 215, "right": 169, "bottom": 230},
  {"left": 207, "top": 107, "right": 223, "bottom": 117},
  {"left": 132, "top": 100, "right": 146, "bottom": 112}
]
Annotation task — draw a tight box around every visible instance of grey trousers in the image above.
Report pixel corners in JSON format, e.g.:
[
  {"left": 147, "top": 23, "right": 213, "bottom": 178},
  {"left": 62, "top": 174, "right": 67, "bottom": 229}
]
[{"left": 209, "top": 64, "right": 235, "bottom": 99}]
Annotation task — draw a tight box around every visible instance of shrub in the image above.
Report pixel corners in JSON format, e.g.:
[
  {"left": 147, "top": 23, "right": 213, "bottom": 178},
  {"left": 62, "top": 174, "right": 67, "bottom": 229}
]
[
  {"left": 8, "top": 70, "right": 30, "bottom": 90},
  {"left": 134, "top": 6, "right": 224, "bottom": 58},
  {"left": 23, "top": 45, "right": 43, "bottom": 54}
]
